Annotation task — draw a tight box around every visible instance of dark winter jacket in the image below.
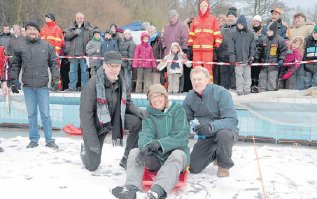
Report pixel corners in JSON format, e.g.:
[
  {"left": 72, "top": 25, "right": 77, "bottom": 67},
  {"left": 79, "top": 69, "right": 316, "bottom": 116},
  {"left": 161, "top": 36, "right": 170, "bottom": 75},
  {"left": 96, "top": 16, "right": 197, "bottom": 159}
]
[
  {"left": 138, "top": 102, "right": 190, "bottom": 165},
  {"left": 0, "top": 33, "right": 14, "bottom": 50},
  {"left": 304, "top": 35, "right": 317, "bottom": 73},
  {"left": 150, "top": 33, "right": 164, "bottom": 60},
  {"left": 64, "top": 22, "right": 93, "bottom": 56},
  {"left": 80, "top": 74, "right": 144, "bottom": 150},
  {"left": 183, "top": 84, "right": 239, "bottom": 134},
  {"left": 86, "top": 37, "right": 102, "bottom": 67},
  {"left": 118, "top": 37, "right": 135, "bottom": 69},
  {"left": 228, "top": 23, "right": 256, "bottom": 63},
  {"left": 101, "top": 38, "right": 118, "bottom": 54},
  {"left": 255, "top": 35, "right": 288, "bottom": 64},
  {"left": 261, "top": 19, "right": 288, "bottom": 40},
  {"left": 216, "top": 23, "right": 236, "bottom": 57},
  {"left": 10, "top": 37, "right": 59, "bottom": 88}
]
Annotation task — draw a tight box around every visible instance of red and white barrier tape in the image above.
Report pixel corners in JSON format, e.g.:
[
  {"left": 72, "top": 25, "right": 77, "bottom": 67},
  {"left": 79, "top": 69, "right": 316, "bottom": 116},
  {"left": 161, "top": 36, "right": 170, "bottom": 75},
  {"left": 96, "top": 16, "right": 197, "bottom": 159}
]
[{"left": 59, "top": 55, "right": 317, "bottom": 67}]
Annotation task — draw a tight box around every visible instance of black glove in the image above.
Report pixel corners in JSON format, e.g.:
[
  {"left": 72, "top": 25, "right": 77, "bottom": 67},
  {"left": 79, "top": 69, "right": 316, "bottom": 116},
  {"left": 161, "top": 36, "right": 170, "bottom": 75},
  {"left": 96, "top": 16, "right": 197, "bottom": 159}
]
[
  {"left": 188, "top": 46, "right": 193, "bottom": 56},
  {"left": 50, "top": 80, "right": 59, "bottom": 91},
  {"left": 135, "top": 147, "right": 149, "bottom": 166},
  {"left": 277, "top": 60, "right": 284, "bottom": 68},
  {"left": 138, "top": 109, "right": 149, "bottom": 120},
  {"left": 10, "top": 80, "right": 19, "bottom": 94},
  {"left": 193, "top": 123, "right": 213, "bottom": 138},
  {"left": 248, "top": 57, "right": 254, "bottom": 65},
  {"left": 147, "top": 141, "right": 161, "bottom": 152}
]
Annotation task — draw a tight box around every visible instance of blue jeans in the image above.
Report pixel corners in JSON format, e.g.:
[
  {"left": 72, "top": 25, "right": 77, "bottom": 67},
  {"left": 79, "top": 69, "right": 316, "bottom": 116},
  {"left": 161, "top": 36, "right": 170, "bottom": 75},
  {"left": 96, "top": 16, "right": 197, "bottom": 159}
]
[
  {"left": 23, "top": 87, "right": 52, "bottom": 143},
  {"left": 68, "top": 58, "right": 89, "bottom": 89}
]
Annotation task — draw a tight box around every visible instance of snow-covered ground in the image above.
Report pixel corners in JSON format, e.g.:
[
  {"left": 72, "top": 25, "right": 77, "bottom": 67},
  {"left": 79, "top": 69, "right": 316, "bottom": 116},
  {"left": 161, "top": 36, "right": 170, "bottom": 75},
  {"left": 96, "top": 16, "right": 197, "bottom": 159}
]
[{"left": 0, "top": 136, "right": 317, "bottom": 199}]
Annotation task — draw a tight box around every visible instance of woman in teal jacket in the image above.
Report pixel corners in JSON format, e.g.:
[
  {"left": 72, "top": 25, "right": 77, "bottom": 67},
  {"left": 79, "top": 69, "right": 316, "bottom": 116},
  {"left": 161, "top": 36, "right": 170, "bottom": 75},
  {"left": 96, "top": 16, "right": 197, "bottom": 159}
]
[{"left": 112, "top": 84, "right": 190, "bottom": 199}]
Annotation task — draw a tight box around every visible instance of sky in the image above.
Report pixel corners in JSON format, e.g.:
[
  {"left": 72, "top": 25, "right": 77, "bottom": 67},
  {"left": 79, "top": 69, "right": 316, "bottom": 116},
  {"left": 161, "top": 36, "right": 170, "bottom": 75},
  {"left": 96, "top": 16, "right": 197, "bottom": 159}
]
[
  {"left": 0, "top": 136, "right": 317, "bottom": 199},
  {"left": 284, "top": 0, "right": 316, "bottom": 9}
]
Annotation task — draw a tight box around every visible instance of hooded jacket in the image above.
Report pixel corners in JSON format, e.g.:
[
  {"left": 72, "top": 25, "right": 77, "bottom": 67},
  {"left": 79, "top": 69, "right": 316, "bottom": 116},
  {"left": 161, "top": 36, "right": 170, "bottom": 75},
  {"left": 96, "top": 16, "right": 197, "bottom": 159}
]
[
  {"left": 138, "top": 102, "right": 190, "bottom": 165},
  {"left": 228, "top": 15, "right": 256, "bottom": 63},
  {"left": 304, "top": 35, "right": 317, "bottom": 73},
  {"left": 156, "top": 42, "right": 191, "bottom": 74},
  {"left": 40, "top": 21, "right": 63, "bottom": 55},
  {"left": 118, "top": 37, "right": 136, "bottom": 69},
  {"left": 132, "top": 32, "right": 156, "bottom": 68},
  {"left": 188, "top": 0, "right": 223, "bottom": 52}
]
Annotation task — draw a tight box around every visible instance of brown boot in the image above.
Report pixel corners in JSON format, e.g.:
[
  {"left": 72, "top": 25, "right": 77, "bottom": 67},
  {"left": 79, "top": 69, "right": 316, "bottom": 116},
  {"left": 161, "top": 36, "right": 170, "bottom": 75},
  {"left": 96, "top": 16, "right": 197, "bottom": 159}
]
[{"left": 217, "top": 167, "right": 229, "bottom": 177}]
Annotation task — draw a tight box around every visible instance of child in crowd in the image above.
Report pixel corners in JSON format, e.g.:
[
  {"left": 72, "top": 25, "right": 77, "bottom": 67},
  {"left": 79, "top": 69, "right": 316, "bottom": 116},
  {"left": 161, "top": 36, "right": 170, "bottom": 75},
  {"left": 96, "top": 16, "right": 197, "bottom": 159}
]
[
  {"left": 101, "top": 29, "right": 118, "bottom": 55},
  {"left": 118, "top": 29, "right": 136, "bottom": 90},
  {"left": 255, "top": 21, "right": 288, "bottom": 92},
  {"left": 303, "top": 26, "right": 317, "bottom": 88},
  {"left": 157, "top": 42, "right": 191, "bottom": 93},
  {"left": 86, "top": 29, "right": 102, "bottom": 76},
  {"left": 279, "top": 36, "right": 304, "bottom": 89},
  {"left": 228, "top": 15, "right": 255, "bottom": 95},
  {"left": 132, "top": 32, "right": 156, "bottom": 93}
]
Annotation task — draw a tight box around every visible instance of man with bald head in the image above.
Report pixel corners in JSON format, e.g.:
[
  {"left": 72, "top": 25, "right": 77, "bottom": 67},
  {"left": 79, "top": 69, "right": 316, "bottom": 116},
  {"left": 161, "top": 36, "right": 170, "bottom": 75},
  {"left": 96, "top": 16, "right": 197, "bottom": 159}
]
[{"left": 64, "top": 12, "right": 93, "bottom": 91}]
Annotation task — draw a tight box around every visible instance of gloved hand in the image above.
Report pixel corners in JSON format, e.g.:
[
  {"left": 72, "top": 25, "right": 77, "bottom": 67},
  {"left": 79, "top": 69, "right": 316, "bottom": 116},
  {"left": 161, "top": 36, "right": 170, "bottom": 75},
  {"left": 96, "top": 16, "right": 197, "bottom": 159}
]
[
  {"left": 281, "top": 71, "right": 293, "bottom": 80},
  {"left": 193, "top": 123, "right": 213, "bottom": 138},
  {"left": 135, "top": 147, "right": 149, "bottom": 166},
  {"left": 188, "top": 46, "right": 193, "bottom": 57},
  {"left": 147, "top": 141, "right": 161, "bottom": 152},
  {"left": 50, "top": 80, "right": 59, "bottom": 91},
  {"left": 74, "top": 28, "right": 82, "bottom": 35},
  {"left": 248, "top": 57, "right": 254, "bottom": 65},
  {"left": 277, "top": 60, "right": 284, "bottom": 68},
  {"left": 138, "top": 109, "right": 149, "bottom": 120},
  {"left": 10, "top": 80, "right": 19, "bottom": 94}
]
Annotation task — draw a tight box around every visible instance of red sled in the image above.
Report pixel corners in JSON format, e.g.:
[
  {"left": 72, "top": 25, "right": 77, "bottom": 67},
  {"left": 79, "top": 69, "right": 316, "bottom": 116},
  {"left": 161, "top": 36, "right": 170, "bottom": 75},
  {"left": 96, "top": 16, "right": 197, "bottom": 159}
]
[
  {"left": 142, "top": 166, "right": 189, "bottom": 190},
  {"left": 63, "top": 124, "right": 82, "bottom": 136}
]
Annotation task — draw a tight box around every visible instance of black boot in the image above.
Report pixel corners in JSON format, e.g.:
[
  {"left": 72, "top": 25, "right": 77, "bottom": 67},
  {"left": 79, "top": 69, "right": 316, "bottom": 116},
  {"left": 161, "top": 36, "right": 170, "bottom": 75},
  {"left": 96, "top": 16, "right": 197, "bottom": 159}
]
[
  {"left": 146, "top": 184, "right": 167, "bottom": 199},
  {"left": 0, "top": 146, "right": 4, "bottom": 152},
  {"left": 119, "top": 156, "right": 127, "bottom": 169},
  {"left": 112, "top": 185, "right": 139, "bottom": 199}
]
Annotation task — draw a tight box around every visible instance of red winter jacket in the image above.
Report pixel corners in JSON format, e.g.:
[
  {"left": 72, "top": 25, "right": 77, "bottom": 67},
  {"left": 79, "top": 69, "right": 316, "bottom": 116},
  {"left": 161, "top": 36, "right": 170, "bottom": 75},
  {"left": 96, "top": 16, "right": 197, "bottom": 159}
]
[
  {"left": 188, "top": 0, "right": 223, "bottom": 52},
  {"left": 132, "top": 32, "right": 156, "bottom": 68},
  {"left": 40, "top": 21, "right": 63, "bottom": 55}
]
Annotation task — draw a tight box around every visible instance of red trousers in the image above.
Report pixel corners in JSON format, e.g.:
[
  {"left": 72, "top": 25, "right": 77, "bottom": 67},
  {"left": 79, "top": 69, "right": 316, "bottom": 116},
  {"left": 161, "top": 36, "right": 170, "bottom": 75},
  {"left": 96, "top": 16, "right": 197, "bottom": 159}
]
[{"left": 193, "top": 51, "right": 214, "bottom": 83}]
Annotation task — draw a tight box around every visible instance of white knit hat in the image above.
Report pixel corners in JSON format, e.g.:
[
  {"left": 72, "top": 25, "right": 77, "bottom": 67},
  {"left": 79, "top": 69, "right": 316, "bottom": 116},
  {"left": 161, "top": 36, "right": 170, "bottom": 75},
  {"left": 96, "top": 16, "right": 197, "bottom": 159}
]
[{"left": 253, "top": 15, "right": 262, "bottom": 22}]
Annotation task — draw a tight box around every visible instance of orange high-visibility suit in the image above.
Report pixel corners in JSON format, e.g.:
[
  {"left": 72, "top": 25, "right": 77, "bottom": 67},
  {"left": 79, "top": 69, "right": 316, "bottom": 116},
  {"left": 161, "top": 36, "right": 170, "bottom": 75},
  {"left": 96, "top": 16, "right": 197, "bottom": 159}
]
[
  {"left": 188, "top": 0, "right": 223, "bottom": 82},
  {"left": 40, "top": 21, "right": 63, "bottom": 89}
]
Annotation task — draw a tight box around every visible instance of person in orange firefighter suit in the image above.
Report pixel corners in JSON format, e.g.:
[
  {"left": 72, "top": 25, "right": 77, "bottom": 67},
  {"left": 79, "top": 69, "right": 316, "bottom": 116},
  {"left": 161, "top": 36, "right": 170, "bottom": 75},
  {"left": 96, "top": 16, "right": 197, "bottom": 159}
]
[
  {"left": 40, "top": 13, "right": 63, "bottom": 90},
  {"left": 188, "top": 0, "right": 223, "bottom": 83}
]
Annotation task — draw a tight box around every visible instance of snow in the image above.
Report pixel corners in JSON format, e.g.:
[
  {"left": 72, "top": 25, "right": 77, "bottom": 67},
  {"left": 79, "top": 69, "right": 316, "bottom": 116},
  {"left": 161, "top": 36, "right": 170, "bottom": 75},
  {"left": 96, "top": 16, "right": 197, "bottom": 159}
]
[{"left": 0, "top": 136, "right": 317, "bottom": 199}]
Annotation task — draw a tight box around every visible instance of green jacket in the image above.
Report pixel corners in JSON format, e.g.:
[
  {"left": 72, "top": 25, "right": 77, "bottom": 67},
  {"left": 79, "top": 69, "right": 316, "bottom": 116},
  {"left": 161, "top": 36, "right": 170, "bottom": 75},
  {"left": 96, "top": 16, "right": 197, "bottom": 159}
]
[{"left": 138, "top": 102, "right": 190, "bottom": 166}]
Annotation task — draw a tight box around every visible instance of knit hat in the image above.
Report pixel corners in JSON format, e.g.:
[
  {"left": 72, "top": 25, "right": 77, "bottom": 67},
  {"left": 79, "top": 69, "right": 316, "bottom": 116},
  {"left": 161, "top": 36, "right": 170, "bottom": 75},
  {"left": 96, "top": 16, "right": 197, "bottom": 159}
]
[
  {"left": 253, "top": 15, "right": 262, "bottom": 22},
  {"left": 313, "top": 25, "right": 317, "bottom": 33},
  {"left": 93, "top": 29, "right": 101, "bottom": 36},
  {"left": 104, "top": 29, "right": 111, "bottom": 34},
  {"left": 25, "top": 21, "right": 40, "bottom": 32},
  {"left": 103, "top": 51, "right": 122, "bottom": 65},
  {"left": 227, "top": 7, "right": 237, "bottom": 17},
  {"left": 117, "top": 28, "right": 123, "bottom": 33},
  {"left": 236, "top": 15, "right": 247, "bottom": 29},
  {"left": 268, "top": 21, "right": 278, "bottom": 34},
  {"left": 168, "top": 9, "right": 179, "bottom": 18},
  {"left": 147, "top": 84, "right": 168, "bottom": 100},
  {"left": 45, "top": 13, "right": 55, "bottom": 21}
]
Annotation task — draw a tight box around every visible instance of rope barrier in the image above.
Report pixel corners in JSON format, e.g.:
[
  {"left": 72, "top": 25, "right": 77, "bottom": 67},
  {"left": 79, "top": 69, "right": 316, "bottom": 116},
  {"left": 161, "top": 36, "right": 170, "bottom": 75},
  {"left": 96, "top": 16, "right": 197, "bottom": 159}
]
[{"left": 58, "top": 55, "right": 317, "bottom": 67}]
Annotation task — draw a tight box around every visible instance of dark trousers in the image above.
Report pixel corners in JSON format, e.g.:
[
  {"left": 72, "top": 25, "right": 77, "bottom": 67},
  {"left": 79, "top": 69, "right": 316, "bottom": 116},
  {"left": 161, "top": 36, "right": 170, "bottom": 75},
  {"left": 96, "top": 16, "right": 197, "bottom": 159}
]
[
  {"left": 189, "top": 129, "right": 237, "bottom": 174},
  {"left": 219, "top": 57, "right": 236, "bottom": 90},
  {"left": 81, "top": 113, "right": 142, "bottom": 171}
]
